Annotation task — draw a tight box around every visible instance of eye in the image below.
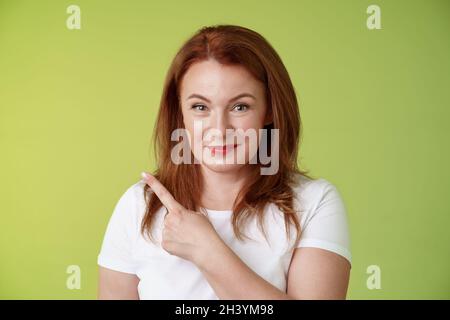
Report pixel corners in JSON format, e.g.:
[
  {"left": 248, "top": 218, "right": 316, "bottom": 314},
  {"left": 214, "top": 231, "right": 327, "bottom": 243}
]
[
  {"left": 232, "top": 104, "right": 249, "bottom": 112},
  {"left": 191, "top": 104, "right": 208, "bottom": 111}
]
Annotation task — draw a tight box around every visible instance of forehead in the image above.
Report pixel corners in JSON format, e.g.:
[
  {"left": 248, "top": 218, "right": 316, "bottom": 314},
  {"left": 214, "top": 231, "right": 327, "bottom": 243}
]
[{"left": 179, "top": 59, "right": 264, "bottom": 100}]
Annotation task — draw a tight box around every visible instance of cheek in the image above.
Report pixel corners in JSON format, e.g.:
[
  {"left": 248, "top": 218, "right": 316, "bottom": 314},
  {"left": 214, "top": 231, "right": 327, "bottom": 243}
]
[
  {"left": 181, "top": 110, "right": 198, "bottom": 143},
  {"left": 181, "top": 108, "right": 191, "bottom": 128},
  {"left": 233, "top": 115, "right": 265, "bottom": 132},
  {"left": 237, "top": 104, "right": 268, "bottom": 129},
  {"left": 233, "top": 117, "right": 265, "bottom": 155},
  {"left": 182, "top": 118, "right": 205, "bottom": 151}
]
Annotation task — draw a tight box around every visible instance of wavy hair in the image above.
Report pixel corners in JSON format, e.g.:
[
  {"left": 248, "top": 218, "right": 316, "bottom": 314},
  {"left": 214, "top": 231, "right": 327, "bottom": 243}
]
[{"left": 141, "top": 25, "right": 312, "bottom": 249}]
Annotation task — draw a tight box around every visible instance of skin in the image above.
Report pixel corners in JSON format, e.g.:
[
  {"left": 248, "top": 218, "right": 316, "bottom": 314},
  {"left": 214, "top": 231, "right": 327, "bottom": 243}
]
[
  {"left": 98, "top": 59, "right": 351, "bottom": 299},
  {"left": 179, "top": 59, "right": 271, "bottom": 210}
]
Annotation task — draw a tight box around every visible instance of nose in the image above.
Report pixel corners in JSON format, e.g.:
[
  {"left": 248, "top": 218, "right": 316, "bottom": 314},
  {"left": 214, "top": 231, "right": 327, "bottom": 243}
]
[{"left": 208, "top": 111, "right": 233, "bottom": 142}]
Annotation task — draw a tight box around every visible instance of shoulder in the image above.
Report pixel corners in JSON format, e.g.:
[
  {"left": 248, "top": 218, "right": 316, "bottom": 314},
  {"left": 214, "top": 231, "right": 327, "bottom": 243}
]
[
  {"left": 290, "top": 173, "right": 344, "bottom": 213},
  {"left": 120, "top": 180, "right": 148, "bottom": 206},
  {"left": 290, "top": 173, "right": 349, "bottom": 237},
  {"left": 108, "top": 180, "right": 148, "bottom": 226},
  {"left": 121, "top": 179, "right": 147, "bottom": 203},
  {"left": 289, "top": 173, "right": 351, "bottom": 263},
  {"left": 98, "top": 180, "right": 148, "bottom": 273}
]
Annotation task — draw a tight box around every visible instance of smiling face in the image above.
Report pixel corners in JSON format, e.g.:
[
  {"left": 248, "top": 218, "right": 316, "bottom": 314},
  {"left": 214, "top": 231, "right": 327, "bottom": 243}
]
[{"left": 179, "top": 59, "right": 271, "bottom": 173}]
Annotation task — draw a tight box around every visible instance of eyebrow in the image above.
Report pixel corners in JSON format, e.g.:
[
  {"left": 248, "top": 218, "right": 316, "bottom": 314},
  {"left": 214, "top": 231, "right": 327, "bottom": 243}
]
[{"left": 187, "top": 93, "right": 256, "bottom": 103}]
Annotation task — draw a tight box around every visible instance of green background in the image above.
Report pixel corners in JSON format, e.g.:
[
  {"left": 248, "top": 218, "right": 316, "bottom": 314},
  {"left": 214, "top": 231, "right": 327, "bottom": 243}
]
[{"left": 1, "top": 0, "right": 449, "bottom": 299}]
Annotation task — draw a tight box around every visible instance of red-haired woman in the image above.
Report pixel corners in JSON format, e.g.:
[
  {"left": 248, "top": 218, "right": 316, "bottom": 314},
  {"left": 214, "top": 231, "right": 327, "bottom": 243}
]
[{"left": 98, "top": 25, "right": 351, "bottom": 300}]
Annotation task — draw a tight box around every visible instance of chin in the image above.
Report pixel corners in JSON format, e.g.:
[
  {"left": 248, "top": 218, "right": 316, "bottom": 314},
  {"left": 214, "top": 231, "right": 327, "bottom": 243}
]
[{"left": 200, "top": 162, "right": 246, "bottom": 174}]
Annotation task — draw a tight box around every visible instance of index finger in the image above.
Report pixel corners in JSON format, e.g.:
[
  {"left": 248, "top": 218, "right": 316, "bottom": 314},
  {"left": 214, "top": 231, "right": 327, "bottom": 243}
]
[{"left": 141, "top": 172, "right": 184, "bottom": 213}]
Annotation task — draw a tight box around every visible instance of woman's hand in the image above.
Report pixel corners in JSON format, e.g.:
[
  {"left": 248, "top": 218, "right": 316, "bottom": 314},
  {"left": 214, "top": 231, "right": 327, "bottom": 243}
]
[{"left": 141, "top": 172, "right": 226, "bottom": 267}]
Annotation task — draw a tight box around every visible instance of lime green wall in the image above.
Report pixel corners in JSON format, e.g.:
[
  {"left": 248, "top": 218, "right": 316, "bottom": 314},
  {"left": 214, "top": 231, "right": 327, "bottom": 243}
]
[{"left": 0, "top": 0, "right": 449, "bottom": 299}]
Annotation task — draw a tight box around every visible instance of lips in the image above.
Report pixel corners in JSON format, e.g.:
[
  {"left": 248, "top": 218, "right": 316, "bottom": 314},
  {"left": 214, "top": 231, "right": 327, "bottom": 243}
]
[{"left": 206, "top": 144, "right": 238, "bottom": 156}]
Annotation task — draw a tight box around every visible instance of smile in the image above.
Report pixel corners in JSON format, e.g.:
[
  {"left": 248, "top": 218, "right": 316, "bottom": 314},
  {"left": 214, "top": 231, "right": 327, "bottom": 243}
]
[{"left": 206, "top": 144, "right": 238, "bottom": 156}]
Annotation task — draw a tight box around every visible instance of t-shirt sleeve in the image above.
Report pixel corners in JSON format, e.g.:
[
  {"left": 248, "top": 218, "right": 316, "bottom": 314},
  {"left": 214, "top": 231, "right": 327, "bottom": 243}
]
[
  {"left": 297, "top": 179, "right": 352, "bottom": 265},
  {"left": 97, "top": 182, "right": 143, "bottom": 274}
]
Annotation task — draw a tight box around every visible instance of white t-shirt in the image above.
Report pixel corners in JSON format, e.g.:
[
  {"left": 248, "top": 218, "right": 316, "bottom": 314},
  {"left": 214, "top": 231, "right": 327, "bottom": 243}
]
[{"left": 97, "top": 174, "right": 351, "bottom": 299}]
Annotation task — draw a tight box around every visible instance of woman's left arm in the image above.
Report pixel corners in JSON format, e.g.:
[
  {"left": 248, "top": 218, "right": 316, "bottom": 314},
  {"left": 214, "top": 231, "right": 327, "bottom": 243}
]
[
  {"left": 196, "top": 238, "right": 292, "bottom": 299},
  {"left": 195, "top": 240, "right": 350, "bottom": 300},
  {"left": 141, "top": 172, "right": 350, "bottom": 300}
]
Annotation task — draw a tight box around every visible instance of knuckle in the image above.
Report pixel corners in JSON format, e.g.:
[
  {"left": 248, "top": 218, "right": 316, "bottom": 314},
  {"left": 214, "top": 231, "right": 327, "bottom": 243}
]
[{"left": 165, "top": 213, "right": 177, "bottom": 226}]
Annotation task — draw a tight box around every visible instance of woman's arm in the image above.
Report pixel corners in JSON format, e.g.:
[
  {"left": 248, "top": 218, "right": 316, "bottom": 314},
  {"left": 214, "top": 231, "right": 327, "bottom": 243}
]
[
  {"left": 196, "top": 242, "right": 350, "bottom": 300},
  {"left": 287, "top": 247, "right": 350, "bottom": 299},
  {"left": 197, "top": 241, "right": 291, "bottom": 299},
  {"left": 98, "top": 266, "right": 140, "bottom": 300}
]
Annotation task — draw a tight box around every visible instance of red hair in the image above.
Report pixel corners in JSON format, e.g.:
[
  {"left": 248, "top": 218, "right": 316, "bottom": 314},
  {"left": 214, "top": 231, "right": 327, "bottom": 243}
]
[{"left": 142, "top": 25, "right": 312, "bottom": 248}]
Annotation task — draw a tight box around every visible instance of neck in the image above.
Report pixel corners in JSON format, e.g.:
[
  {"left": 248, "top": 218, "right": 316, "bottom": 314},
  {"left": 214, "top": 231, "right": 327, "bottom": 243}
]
[{"left": 200, "top": 165, "right": 252, "bottom": 211}]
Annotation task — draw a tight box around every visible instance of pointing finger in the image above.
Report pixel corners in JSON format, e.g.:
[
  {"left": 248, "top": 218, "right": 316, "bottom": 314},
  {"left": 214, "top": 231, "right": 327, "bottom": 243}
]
[{"left": 141, "top": 172, "right": 184, "bottom": 214}]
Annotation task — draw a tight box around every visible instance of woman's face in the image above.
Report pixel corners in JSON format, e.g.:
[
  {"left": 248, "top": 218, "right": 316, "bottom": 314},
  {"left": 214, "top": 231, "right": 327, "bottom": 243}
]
[{"left": 179, "top": 59, "right": 270, "bottom": 173}]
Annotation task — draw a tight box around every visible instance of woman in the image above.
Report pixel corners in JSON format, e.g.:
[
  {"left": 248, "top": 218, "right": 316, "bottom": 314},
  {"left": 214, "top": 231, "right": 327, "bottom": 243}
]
[{"left": 97, "top": 25, "right": 351, "bottom": 299}]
